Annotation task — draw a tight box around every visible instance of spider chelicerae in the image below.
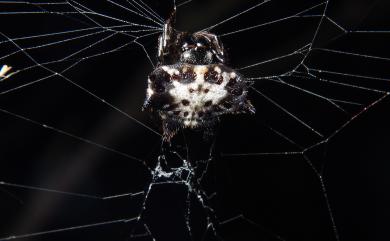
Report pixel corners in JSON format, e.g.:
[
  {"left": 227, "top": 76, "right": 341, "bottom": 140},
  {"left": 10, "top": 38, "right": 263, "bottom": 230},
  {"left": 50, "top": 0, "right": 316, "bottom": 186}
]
[{"left": 143, "top": 11, "right": 255, "bottom": 141}]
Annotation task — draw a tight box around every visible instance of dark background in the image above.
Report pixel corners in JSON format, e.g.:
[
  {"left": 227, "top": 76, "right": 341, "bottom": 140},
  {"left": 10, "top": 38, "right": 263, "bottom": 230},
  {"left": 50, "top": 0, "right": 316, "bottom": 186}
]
[{"left": 0, "top": 0, "right": 389, "bottom": 241}]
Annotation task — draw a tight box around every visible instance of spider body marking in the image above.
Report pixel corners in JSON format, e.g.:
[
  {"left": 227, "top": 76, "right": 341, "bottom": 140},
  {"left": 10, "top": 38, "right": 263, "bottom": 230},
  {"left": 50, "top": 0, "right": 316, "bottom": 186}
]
[{"left": 143, "top": 13, "right": 255, "bottom": 141}]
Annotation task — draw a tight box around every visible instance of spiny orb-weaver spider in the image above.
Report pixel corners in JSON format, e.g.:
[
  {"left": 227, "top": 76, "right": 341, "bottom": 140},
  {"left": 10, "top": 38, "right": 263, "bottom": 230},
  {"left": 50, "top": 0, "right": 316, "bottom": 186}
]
[{"left": 143, "top": 12, "right": 255, "bottom": 141}]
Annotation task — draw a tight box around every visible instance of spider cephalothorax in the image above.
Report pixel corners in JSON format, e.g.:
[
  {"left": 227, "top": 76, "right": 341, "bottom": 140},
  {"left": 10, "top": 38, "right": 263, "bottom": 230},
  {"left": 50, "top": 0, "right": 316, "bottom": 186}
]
[{"left": 143, "top": 13, "right": 255, "bottom": 141}]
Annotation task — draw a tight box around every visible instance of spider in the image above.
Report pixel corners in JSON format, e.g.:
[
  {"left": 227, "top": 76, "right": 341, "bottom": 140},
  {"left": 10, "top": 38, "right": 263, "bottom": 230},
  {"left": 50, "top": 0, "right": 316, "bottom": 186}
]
[{"left": 143, "top": 11, "right": 255, "bottom": 141}]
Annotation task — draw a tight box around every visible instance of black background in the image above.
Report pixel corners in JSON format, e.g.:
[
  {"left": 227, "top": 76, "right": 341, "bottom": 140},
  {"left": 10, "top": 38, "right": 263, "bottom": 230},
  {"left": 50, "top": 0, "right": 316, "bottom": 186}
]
[{"left": 0, "top": 0, "right": 389, "bottom": 241}]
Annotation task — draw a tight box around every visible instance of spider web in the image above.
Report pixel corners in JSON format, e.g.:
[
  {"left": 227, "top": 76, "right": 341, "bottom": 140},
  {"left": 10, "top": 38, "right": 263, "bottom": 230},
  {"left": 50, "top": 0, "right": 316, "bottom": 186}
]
[{"left": 0, "top": 0, "right": 389, "bottom": 241}]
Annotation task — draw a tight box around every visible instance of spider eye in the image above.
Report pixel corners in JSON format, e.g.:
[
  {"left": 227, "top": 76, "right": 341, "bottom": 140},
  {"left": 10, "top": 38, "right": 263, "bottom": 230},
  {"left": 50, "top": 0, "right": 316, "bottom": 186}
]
[
  {"left": 181, "top": 35, "right": 195, "bottom": 50},
  {"left": 194, "top": 37, "right": 209, "bottom": 47}
]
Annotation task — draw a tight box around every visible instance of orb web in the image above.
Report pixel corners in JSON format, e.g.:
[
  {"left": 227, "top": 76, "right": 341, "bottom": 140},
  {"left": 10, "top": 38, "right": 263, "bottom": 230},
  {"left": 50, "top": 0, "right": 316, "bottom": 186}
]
[{"left": 0, "top": 0, "right": 389, "bottom": 241}]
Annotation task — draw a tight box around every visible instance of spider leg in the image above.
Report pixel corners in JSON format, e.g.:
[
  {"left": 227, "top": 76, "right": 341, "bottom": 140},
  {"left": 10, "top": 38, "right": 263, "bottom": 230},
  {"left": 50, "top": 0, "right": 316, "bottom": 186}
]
[{"left": 162, "top": 119, "right": 180, "bottom": 142}]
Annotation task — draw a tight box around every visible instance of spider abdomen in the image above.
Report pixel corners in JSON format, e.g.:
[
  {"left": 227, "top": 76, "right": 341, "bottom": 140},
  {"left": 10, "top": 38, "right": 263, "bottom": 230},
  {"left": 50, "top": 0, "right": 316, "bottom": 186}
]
[{"left": 144, "top": 63, "right": 255, "bottom": 138}]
